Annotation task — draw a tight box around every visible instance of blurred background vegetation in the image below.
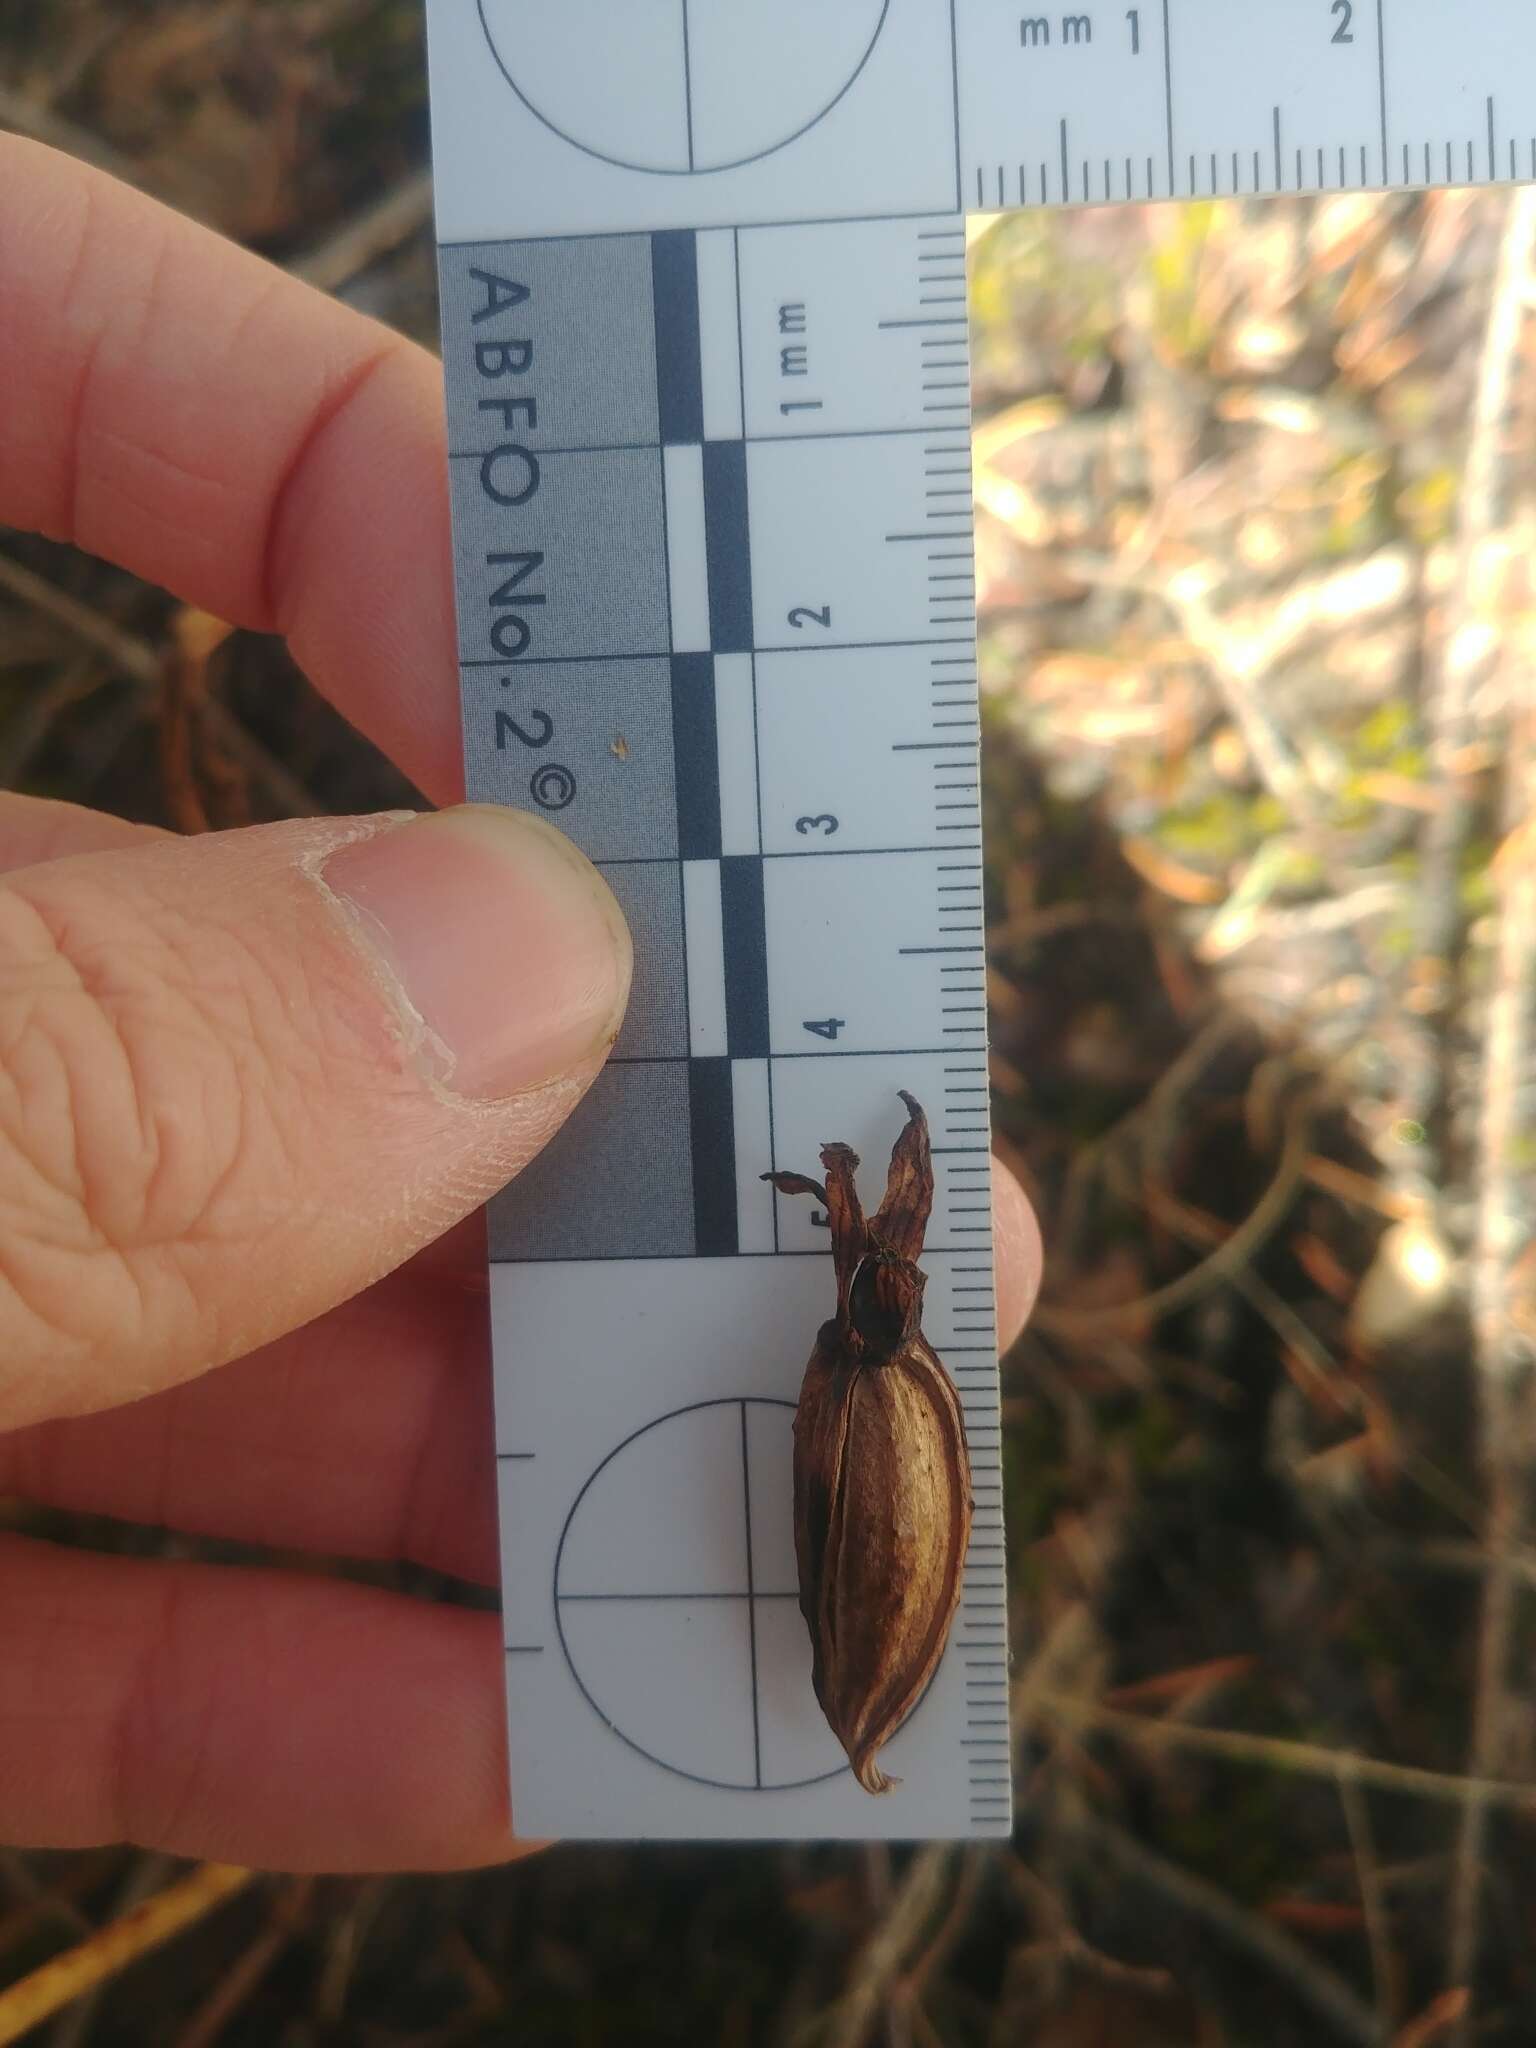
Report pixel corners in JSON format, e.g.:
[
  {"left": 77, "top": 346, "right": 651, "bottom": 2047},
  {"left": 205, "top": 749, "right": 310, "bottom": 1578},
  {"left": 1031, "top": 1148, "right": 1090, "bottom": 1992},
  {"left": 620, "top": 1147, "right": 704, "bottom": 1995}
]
[{"left": 3, "top": 3, "right": 1536, "bottom": 2043}]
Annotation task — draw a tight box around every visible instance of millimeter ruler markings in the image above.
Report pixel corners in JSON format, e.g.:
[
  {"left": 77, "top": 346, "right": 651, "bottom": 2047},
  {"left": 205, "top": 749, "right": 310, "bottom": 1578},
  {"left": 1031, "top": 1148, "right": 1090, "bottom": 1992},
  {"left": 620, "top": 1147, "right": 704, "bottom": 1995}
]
[{"left": 424, "top": 1, "right": 1536, "bottom": 1842}]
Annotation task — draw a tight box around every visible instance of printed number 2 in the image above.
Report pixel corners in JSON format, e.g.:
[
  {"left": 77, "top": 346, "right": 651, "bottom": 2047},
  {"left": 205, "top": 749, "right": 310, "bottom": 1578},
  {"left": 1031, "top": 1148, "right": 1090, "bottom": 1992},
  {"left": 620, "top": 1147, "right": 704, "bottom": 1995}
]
[
  {"left": 788, "top": 605, "right": 832, "bottom": 630},
  {"left": 495, "top": 708, "right": 554, "bottom": 750},
  {"left": 1331, "top": 0, "right": 1353, "bottom": 41}
]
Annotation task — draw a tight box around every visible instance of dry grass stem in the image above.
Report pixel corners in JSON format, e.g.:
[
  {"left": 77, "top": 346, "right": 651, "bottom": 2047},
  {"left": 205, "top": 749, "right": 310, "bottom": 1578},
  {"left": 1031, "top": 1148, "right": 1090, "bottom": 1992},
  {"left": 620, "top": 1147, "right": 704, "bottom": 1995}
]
[
  {"left": 47, "top": 1855, "right": 175, "bottom": 2048},
  {"left": 293, "top": 166, "right": 435, "bottom": 291},
  {"left": 1035, "top": 1086, "right": 1315, "bottom": 1340},
  {"left": 0, "top": 1866, "right": 253, "bottom": 2046},
  {"left": 1411, "top": 187, "right": 1536, "bottom": 1181},
  {"left": 1340, "top": 1769, "right": 1402, "bottom": 2038},
  {"left": 171, "top": 1878, "right": 313, "bottom": 2048},
  {"left": 1072, "top": 1809, "right": 1381, "bottom": 2047},
  {"left": 0, "top": 81, "right": 140, "bottom": 185},
  {"left": 1435, "top": 185, "right": 1536, "bottom": 2042},
  {"left": 1035, "top": 1692, "right": 1536, "bottom": 1816},
  {"left": 821, "top": 1848, "right": 955, "bottom": 2048},
  {"left": 1394, "top": 1989, "right": 1472, "bottom": 2048},
  {"left": 0, "top": 550, "right": 321, "bottom": 819}
]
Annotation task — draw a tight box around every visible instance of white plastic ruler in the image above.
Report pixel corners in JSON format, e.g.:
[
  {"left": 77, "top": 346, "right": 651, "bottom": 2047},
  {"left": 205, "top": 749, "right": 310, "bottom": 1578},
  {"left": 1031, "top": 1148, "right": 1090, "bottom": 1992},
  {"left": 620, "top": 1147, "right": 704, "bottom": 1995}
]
[{"left": 424, "top": 1, "right": 1536, "bottom": 1842}]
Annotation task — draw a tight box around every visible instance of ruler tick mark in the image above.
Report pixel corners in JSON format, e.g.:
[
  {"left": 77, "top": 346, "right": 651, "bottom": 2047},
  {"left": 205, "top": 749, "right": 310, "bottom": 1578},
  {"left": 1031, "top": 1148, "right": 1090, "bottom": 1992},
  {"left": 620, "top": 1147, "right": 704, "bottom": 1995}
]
[
  {"left": 738, "top": 1402, "right": 763, "bottom": 1790},
  {"left": 678, "top": 0, "right": 698, "bottom": 174}
]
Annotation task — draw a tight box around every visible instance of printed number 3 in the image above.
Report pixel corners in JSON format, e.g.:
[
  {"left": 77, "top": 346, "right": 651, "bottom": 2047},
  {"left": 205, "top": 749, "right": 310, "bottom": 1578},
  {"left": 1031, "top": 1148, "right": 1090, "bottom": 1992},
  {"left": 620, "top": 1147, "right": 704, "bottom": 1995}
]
[
  {"left": 796, "top": 814, "right": 839, "bottom": 836},
  {"left": 1331, "top": 0, "right": 1353, "bottom": 41}
]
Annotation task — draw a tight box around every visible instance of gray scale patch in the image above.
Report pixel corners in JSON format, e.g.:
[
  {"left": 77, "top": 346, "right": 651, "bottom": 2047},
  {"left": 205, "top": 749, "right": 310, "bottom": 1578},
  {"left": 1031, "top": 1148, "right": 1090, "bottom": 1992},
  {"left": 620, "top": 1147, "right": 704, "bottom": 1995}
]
[
  {"left": 601, "top": 862, "right": 688, "bottom": 1061},
  {"left": 450, "top": 447, "right": 669, "bottom": 666},
  {"left": 462, "top": 658, "right": 678, "bottom": 862},
  {"left": 438, "top": 236, "right": 658, "bottom": 449},
  {"left": 487, "top": 1061, "right": 694, "bottom": 1262}
]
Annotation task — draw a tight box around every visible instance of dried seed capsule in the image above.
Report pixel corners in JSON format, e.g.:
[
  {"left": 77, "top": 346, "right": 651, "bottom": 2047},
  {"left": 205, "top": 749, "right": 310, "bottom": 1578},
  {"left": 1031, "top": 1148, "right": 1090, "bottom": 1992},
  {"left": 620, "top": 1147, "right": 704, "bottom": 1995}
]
[{"left": 764, "top": 1093, "right": 974, "bottom": 1794}]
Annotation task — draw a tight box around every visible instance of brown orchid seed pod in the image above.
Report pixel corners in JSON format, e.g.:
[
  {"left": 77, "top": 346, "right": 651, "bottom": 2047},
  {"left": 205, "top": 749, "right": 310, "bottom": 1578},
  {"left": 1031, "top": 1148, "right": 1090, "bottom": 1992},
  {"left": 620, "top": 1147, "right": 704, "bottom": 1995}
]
[{"left": 764, "top": 1092, "right": 974, "bottom": 1794}]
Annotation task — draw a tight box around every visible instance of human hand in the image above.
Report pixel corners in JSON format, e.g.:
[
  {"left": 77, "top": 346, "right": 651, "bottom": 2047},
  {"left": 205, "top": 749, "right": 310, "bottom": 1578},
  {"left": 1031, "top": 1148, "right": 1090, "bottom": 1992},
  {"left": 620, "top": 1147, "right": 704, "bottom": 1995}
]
[{"left": 0, "top": 137, "right": 1044, "bottom": 1872}]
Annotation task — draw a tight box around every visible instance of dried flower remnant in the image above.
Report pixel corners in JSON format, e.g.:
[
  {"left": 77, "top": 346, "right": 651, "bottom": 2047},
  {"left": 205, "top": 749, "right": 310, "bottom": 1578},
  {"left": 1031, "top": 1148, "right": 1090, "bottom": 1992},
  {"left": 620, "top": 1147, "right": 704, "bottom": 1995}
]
[{"left": 764, "top": 1093, "right": 974, "bottom": 1793}]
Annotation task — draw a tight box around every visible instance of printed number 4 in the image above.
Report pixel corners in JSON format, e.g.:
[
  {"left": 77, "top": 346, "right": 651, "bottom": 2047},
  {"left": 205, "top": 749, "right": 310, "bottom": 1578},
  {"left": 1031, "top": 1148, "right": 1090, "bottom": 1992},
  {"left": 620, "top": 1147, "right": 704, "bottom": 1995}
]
[{"left": 803, "top": 1017, "right": 845, "bottom": 1040}]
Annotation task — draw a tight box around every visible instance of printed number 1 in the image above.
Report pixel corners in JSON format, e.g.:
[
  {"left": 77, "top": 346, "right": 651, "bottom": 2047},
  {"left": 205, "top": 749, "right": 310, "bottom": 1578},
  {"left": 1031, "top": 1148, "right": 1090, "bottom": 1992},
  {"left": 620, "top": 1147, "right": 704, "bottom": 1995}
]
[
  {"left": 1126, "top": 8, "right": 1140, "bottom": 54},
  {"left": 1331, "top": 0, "right": 1354, "bottom": 41}
]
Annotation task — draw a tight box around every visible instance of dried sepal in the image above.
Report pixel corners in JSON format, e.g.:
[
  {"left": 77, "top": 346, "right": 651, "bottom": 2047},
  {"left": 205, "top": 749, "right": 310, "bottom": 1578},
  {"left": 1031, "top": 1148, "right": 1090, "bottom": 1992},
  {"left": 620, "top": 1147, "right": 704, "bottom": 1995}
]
[{"left": 764, "top": 1094, "right": 973, "bottom": 1793}]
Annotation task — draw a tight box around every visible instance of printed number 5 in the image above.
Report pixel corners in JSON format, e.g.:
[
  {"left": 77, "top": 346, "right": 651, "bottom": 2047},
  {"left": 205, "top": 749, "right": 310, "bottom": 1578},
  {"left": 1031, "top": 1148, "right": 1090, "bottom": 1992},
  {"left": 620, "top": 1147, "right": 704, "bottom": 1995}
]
[{"left": 1331, "top": 0, "right": 1353, "bottom": 41}]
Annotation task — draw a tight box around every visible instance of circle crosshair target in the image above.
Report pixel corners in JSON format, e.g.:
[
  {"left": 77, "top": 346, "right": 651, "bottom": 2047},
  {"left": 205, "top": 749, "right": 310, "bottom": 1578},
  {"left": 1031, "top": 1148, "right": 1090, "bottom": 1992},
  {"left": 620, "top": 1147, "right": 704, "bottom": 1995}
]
[
  {"left": 553, "top": 1399, "right": 854, "bottom": 1791},
  {"left": 477, "top": 0, "right": 889, "bottom": 177}
]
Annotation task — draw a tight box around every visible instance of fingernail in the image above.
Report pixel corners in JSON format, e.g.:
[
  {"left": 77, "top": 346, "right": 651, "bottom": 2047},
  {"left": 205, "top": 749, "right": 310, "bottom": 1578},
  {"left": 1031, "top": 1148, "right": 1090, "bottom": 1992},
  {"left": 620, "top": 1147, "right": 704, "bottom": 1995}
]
[{"left": 323, "top": 806, "right": 632, "bottom": 1101}]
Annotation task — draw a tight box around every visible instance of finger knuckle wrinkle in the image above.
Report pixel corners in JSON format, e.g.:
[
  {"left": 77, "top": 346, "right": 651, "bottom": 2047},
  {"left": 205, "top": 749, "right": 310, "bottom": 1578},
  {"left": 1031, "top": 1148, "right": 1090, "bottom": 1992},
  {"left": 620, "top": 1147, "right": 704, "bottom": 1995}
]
[
  {"left": 263, "top": 334, "right": 413, "bottom": 636},
  {"left": 0, "top": 881, "right": 266, "bottom": 1356}
]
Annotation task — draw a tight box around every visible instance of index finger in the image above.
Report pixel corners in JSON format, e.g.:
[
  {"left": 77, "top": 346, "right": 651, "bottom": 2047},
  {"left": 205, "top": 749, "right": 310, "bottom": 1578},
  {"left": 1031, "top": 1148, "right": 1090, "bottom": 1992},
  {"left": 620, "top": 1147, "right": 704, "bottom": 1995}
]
[{"left": 0, "top": 135, "right": 464, "bottom": 801}]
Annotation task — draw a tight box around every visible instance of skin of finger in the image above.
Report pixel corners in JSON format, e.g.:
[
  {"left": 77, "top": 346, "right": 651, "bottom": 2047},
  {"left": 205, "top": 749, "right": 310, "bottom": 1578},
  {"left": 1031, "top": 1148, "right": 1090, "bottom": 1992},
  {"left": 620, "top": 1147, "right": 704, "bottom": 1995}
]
[
  {"left": 0, "top": 1266, "right": 502, "bottom": 1585},
  {"left": 994, "top": 1165, "right": 1045, "bottom": 1345},
  {"left": 0, "top": 814, "right": 617, "bottom": 1432},
  {"left": 0, "top": 136, "right": 464, "bottom": 803},
  {"left": 0, "top": 1533, "right": 529, "bottom": 1871},
  {"left": 0, "top": 1170, "right": 1036, "bottom": 1580},
  {"left": 0, "top": 794, "right": 168, "bottom": 870},
  {"left": 0, "top": 795, "right": 1043, "bottom": 1568},
  {"left": 0, "top": 817, "right": 495, "bottom": 1274}
]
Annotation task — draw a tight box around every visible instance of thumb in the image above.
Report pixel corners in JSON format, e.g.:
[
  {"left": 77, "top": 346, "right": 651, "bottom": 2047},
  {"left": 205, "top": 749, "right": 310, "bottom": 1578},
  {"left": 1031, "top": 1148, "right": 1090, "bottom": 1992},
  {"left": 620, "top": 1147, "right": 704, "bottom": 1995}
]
[{"left": 0, "top": 805, "right": 630, "bottom": 1429}]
